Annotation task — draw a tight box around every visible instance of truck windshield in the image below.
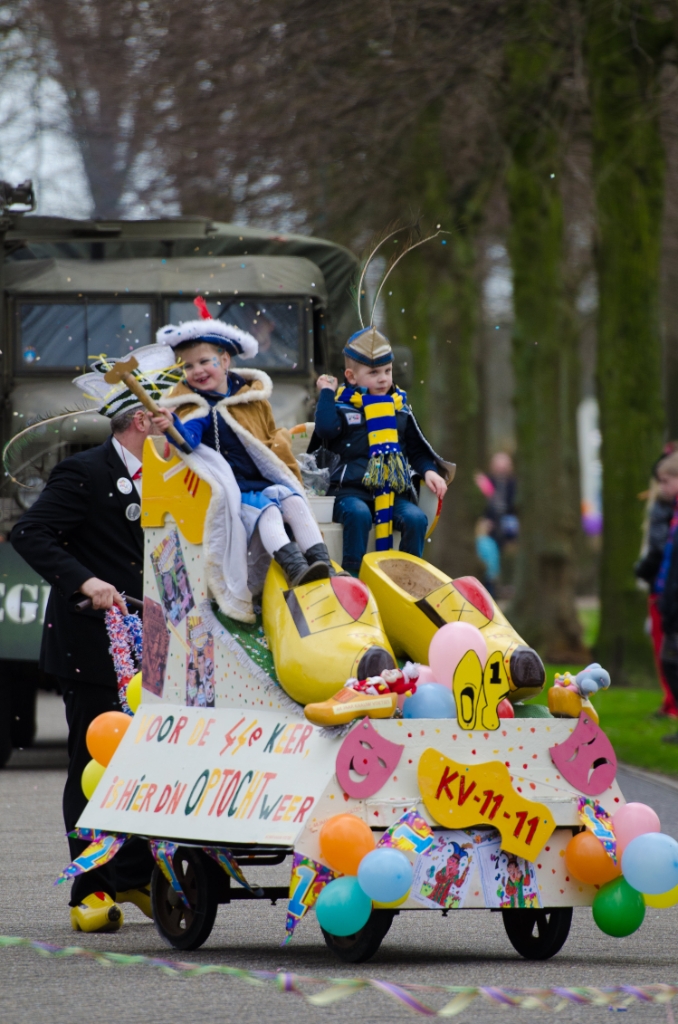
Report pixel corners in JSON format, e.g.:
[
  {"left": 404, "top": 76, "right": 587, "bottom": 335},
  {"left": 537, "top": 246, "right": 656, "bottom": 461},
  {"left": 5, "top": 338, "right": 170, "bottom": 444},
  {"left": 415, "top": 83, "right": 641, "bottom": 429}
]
[
  {"left": 168, "top": 298, "right": 303, "bottom": 371},
  {"left": 17, "top": 302, "right": 152, "bottom": 369}
]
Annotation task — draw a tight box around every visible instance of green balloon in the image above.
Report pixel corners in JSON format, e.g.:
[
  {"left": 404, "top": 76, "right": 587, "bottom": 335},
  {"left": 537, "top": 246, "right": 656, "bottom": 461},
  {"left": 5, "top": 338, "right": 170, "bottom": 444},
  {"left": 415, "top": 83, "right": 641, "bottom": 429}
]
[{"left": 592, "top": 877, "right": 645, "bottom": 937}]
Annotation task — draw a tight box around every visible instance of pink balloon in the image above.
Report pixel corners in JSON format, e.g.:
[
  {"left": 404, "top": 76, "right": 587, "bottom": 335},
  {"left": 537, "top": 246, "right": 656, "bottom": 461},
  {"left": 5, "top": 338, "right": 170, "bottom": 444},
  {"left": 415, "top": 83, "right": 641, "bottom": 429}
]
[
  {"left": 612, "top": 802, "right": 661, "bottom": 855},
  {"left": 428, "top": 622, "right": 488, "bottom": 689}
]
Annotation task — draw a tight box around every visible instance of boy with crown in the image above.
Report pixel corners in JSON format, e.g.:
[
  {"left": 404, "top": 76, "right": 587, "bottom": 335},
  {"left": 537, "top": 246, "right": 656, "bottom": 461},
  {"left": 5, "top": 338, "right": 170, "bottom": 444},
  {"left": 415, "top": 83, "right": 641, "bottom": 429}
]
[
  {"left": 312, "top": 325, "right": 452, "bottom": 575},
  {"left": 152, "top": 299, "right": 338, "bottom": 608}
]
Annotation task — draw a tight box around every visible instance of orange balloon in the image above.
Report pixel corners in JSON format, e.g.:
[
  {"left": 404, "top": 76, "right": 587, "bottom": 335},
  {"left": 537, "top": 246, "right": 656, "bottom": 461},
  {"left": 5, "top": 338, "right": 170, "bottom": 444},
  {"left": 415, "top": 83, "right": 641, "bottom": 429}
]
[
  {"left": 319, "top": 814, "right": 376, "bottom": 875},
  {"left": 86, "top": 711, "right": 131, "bottom": 767},
  {"left": 565, "top": 830, "right": 621, "bottom": 886}
]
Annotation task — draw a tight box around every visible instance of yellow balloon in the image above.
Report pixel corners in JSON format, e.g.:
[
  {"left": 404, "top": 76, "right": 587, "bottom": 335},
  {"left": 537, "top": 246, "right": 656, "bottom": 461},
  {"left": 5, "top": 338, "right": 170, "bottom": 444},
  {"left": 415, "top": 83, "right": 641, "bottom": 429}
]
[
  {"left": 644, "top": 884, "right": 678, "bottom": 909},
  {"left": 127, "top": 671, "right": 142, "bottom": 713},
  {"left": 374, "top": 890, "right": 410, "bottom": 909},
  {"left": 81, "top": 759, "right": 106, "bottom": 800}
]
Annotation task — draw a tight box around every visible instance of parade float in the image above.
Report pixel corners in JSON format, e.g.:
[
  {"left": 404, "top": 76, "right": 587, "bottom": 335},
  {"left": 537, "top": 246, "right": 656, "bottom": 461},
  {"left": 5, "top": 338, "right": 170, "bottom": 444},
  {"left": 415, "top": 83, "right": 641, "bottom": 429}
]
[{"left": 64, "top": 432, "right": 678, "bottom": 964}]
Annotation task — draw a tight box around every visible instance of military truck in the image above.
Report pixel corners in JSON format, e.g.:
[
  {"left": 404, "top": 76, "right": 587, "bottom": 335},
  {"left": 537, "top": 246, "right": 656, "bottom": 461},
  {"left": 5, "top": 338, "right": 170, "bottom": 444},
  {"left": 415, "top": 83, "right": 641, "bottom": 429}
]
[{"left": 0, "top": 190, "right": 373, "bottom": 765}]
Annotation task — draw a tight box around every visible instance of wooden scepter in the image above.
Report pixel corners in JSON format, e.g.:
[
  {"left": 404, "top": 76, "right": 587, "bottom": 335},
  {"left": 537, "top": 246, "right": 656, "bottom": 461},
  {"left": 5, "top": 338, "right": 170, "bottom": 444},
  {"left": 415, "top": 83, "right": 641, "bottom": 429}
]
[{"left": 103, "top": 356, "right": 192, "bottom": 455}]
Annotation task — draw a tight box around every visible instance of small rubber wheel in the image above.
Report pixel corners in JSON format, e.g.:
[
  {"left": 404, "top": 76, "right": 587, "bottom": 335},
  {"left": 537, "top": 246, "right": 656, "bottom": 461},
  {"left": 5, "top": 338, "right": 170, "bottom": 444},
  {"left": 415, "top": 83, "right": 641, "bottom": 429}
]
[
  {"left": 322, "top": 909, "right": 395, "bottom": 963},
  {"left": 151, "top": 847, "right": 218, "bottom": 951},
  {"left": 502, "top": 907, "right": 572, "bottom": 960}
]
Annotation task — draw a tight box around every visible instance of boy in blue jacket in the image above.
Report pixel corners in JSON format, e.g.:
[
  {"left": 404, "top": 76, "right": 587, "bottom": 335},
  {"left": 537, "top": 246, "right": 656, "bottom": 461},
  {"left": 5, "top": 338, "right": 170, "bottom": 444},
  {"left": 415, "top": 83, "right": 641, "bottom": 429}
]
[{"left": 311, "top": 326, "right": 451, "bottom": 575}]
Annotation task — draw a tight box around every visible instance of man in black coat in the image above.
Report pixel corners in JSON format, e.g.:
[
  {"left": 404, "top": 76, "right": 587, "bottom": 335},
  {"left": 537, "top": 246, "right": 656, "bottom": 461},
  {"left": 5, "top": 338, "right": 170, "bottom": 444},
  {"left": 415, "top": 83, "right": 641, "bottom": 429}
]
[{"left": 11, "top": 403, "right": 156, "bottom": 932}]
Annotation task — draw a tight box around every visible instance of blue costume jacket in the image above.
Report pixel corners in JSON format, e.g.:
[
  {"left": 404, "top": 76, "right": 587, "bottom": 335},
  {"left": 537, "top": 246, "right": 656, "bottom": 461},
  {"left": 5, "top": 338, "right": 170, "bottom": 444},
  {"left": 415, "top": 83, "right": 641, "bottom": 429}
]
[{"left": 310, "top": 385, "right": 440, "bottom": 502}]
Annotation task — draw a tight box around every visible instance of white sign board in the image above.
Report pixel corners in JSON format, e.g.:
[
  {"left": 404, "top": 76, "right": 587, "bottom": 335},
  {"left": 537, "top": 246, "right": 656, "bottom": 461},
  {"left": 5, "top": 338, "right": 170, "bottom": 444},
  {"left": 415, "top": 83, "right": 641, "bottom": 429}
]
[{"left": 78, "top": 705, "right": 340, "bottom": 846}]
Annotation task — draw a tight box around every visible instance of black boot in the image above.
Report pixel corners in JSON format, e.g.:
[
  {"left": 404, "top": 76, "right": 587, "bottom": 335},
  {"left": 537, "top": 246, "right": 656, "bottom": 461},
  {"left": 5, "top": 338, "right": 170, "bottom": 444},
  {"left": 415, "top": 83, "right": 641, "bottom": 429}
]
[
  {"left": 303, "top": 542, "right": 349, "bottom": 578},
  {"left": 274, "top": 541, "right": 329, "bottom": 588}
]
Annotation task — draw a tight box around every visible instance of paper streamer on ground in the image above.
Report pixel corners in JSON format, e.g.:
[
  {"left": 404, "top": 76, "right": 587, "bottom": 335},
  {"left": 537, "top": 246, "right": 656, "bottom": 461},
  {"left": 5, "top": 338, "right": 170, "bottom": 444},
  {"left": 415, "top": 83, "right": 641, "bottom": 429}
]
[{"left": 3, "top": 935, "right": 678, "bottom": 1017}]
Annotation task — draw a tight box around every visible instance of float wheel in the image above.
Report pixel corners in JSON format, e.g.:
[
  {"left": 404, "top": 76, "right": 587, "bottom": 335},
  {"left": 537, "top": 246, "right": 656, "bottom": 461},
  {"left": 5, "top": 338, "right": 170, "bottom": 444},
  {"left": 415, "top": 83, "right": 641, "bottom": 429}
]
[
  {"left": 322, "top": 909, "right": 395, "bottom": 963},
  {"left": 502, "top": 907, "right": 572, "bottom": 960},
  {"left": 151, "top": 847, "right": 218, "bottom": 951}
]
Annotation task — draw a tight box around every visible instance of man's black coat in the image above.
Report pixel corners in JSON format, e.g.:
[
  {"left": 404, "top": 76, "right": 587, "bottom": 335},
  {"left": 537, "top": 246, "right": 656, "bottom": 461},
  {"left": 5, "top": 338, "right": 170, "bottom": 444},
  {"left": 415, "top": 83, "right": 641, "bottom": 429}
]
[{"left": 11, "top": 436, "right": 144, "bottom": 686}]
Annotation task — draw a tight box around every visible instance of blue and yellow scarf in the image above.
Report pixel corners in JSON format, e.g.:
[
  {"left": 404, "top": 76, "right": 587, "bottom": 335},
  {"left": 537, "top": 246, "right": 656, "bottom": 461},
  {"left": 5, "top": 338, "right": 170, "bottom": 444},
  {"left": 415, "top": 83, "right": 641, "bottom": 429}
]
[{"left": 336, "top": 384, "right": 411, "bottom": 549}]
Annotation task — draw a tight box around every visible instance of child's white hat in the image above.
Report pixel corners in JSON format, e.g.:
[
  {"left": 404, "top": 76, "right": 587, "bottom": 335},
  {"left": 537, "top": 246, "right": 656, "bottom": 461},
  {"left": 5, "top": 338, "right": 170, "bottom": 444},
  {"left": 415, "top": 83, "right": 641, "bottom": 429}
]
[{"left": 156, "top": 296, "right": 258, "bottom": 359}]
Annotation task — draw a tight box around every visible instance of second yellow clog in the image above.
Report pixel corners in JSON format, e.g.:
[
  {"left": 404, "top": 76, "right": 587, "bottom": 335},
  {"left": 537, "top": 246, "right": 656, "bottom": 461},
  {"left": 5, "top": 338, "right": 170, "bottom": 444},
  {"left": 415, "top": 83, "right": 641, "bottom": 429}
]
[{"left": 359, "top": 551, "right": 545, "bottom": 702}]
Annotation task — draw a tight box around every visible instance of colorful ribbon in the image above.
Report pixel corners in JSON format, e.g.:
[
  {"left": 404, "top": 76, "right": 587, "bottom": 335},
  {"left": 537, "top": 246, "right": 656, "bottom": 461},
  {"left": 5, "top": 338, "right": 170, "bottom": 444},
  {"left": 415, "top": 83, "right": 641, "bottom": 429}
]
[{"left": 2, "top": 935, "right": 678, "bottom": 1016}]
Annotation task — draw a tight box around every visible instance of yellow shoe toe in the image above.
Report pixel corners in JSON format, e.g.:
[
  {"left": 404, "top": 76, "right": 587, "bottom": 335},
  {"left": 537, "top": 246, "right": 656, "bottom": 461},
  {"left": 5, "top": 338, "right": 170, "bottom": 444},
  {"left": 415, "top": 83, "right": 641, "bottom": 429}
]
[
  {"left": 116, "top": 886, "right": 152, "bottom": 919},
  {"left": 70, "top": 892, "right": 124, "bottom": 933}
]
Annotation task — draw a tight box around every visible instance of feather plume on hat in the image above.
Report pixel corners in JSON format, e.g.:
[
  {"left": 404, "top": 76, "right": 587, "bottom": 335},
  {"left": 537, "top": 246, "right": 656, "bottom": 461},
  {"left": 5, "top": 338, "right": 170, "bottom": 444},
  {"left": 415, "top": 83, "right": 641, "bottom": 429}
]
[
  {"left": 155, "top": 295, "right": 258, "bottom": 358},
  {"left": 344, "top": 223, "right": 449, "bottom": 368}
]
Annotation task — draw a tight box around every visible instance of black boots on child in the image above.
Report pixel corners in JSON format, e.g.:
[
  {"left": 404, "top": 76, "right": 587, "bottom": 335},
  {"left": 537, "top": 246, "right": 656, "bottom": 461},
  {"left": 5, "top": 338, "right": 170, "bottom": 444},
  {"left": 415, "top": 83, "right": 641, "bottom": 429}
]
[
  {"left": 274, "top": 542, "right": 329, "bottom": 588},
  {"left": 274, "top": 541, "right": 347, "bottom": 587}
]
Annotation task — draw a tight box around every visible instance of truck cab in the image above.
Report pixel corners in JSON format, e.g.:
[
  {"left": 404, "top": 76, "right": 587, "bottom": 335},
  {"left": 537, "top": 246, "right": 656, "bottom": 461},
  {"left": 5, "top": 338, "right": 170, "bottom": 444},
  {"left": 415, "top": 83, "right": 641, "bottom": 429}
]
[{"left": 0, "top": 212, "right": 360, "bottom": 763}]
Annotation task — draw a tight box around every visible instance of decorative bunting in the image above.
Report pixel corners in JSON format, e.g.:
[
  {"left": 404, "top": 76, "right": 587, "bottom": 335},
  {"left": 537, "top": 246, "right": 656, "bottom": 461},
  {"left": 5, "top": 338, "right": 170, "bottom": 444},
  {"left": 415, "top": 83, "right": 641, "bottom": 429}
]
[
  {"left": 377, "top": 806, "right": 434, "bottom": 855},
  {"left": 282, "top": 852, "right": 337, "bottom": 945},
  {"left": 54, "top": 832, "right": 128, "bottom": 886},
  {"left": 148, "top": 839, "right": 190, "bottom": 907},
  {"left": 203, "top": 847, "right": 263, "bottom": 897},
  {"left": 67, "top": 827, "right": 105, "bottom": 842},
  {"left": 578, "top": 797, "right": 617, "bottom": 863}
]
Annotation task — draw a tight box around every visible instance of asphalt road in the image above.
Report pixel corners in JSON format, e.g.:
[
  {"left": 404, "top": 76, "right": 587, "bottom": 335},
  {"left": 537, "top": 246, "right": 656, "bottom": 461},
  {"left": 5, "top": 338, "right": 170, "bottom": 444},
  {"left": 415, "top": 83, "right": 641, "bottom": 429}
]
[{"left": 1, "top": 695, "right": 678, "bottom": 1024}]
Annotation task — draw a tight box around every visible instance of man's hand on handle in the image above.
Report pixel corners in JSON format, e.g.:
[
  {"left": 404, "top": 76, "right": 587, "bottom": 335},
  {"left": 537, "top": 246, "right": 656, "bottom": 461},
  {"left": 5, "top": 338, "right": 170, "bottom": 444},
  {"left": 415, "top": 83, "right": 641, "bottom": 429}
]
[{"left": 79, "top": 577, "right": 128, "bottom": 613}]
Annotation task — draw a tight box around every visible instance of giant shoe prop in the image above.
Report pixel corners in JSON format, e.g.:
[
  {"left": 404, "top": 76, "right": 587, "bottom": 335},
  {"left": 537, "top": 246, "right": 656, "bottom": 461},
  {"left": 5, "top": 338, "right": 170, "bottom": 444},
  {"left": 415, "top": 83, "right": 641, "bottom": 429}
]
[
  {"left": 360, "top": 552, "right": 545, "bottom": 702},
  {"left": 141, "top": 437, "right": 542, "bottom": 710}
]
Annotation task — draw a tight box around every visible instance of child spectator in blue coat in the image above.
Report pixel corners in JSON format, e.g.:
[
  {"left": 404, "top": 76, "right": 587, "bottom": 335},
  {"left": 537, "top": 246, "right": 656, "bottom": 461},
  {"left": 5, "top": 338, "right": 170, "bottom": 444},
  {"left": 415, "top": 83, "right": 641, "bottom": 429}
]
[{"left": 310, "top": 326, "right": 452, "bottom": 575}]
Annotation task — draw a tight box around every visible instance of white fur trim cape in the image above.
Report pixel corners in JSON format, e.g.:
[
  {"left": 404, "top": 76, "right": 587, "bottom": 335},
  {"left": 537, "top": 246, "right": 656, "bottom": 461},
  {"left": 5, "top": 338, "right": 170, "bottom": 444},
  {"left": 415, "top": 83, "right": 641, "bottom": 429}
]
[{"left": 161, "top": 369, "right": 307, "bottom": 623}]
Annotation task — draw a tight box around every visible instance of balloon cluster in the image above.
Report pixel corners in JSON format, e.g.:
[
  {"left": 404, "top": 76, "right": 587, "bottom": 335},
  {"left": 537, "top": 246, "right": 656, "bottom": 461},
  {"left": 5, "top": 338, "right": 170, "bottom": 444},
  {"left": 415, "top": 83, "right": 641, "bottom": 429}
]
[
  {"left": 80, "top": 682, "right": 141, "bottom": 800},
  {"left": 401, "top": 623, "right": 513, "bottom": 720},
  {"left": 565, "top": 802, "right": 678, "bottom": 937},
  {"left": 314, "top": 815, "right": 412, "bottom": 936}
]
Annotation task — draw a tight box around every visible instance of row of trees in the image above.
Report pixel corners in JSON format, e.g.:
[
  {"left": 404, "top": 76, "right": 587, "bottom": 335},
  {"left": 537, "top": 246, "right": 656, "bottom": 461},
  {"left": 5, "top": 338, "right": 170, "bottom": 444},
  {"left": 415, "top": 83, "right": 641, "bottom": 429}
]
[{"left": 4, "top": 0, "right": 677, "bottom": 680}]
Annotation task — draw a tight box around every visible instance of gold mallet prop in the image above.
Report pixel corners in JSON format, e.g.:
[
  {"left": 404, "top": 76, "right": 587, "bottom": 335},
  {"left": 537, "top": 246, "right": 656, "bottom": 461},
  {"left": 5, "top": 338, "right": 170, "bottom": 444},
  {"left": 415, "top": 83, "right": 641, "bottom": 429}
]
[{"left": 103, "top": 356, "right": 193, "bottom": 455}]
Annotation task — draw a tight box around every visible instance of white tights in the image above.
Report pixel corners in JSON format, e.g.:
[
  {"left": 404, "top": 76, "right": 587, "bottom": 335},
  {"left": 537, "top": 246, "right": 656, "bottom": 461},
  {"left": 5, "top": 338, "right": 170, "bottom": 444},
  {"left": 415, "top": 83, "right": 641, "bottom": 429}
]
[{"left": 256, "top": 495, "right": 323, "bottom": 556}]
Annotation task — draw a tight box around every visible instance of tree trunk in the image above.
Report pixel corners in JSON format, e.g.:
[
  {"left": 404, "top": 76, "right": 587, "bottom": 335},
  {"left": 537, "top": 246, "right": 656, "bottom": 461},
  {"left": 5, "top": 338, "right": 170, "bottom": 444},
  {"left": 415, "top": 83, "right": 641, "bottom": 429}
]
[
  {"left": 503, "top": 0, "right": 586, "bottom": 662},
  {"left": 384, "top": 108, "right": 487, "bottom": 578},
  {"left": 583, "top": 0, "right": 669, "bottom": 683}
]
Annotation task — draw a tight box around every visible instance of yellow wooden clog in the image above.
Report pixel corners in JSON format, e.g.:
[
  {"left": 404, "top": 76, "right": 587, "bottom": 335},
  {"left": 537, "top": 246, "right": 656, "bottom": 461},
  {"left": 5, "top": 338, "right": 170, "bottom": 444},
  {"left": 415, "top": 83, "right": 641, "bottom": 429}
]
[
  {"left": 262, "top": 561, "right": 396, "bottom": 706},
  {"left": 359, "top": 551, "right": 545, "bottom": 702}
]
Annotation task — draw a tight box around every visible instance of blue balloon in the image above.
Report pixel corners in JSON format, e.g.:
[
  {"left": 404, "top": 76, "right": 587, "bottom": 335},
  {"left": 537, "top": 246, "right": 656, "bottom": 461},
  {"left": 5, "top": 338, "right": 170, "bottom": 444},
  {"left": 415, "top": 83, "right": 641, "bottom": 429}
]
[
  {"left": 315, "top": 876, "right": 373, "bottom": 936},
  {"left": 358, "top": 847, "right": 413, "bottom": 903},
  {"left": 622, "top": 832, "right": 678, "bottom": 894},
  {"left": 403, "top": 683, "right": 455, "bottom": 719}
]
